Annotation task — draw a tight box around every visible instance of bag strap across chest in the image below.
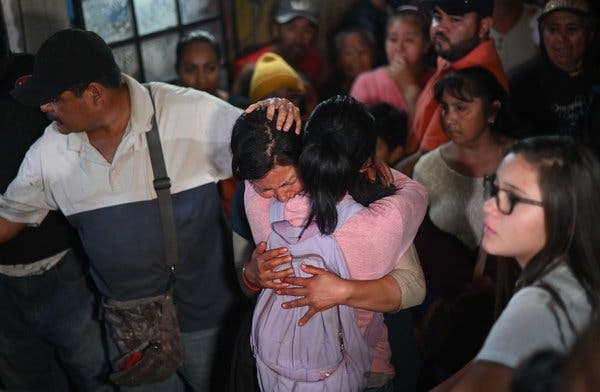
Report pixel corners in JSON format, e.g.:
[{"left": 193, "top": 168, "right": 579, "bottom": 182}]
[{"left": 144, "top": 85, "right": 178, "bottom": 283}]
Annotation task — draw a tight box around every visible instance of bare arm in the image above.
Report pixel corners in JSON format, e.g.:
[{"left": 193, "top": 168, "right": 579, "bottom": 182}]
[
  {"left": 386, "top": 56, "right": 422, "bottom": 116},
  {"left": 0, "top": 216, "right": 27, "bottom": 243},
  {"left": 432, "top": 360, "right": 513, "bottom": 392},
  {"left": 280, "top": 266, "right": 403, "bottom": 325},
  {"left": 278, "top": 244, "right": 424, "bottom": 325}
]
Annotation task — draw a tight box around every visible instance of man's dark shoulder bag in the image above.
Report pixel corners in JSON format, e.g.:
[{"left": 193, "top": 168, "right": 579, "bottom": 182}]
[{"left": 103, "top": 85, "right": 184, "bottom": 385}]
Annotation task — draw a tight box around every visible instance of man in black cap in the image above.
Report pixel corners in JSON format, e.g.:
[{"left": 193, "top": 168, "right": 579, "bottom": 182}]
[
  {"left": 395, "top": 0, "right": 508, "bottom": 175},
  {"left": 0, "top": 22, "right": 111, "bottom": 391},
  {"left": 0, "top": 28, "right": 300, "bottom": 390}
]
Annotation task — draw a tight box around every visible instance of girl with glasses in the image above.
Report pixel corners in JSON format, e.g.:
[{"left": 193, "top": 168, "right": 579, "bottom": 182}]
[{"left": 433, "top": 135, "right": 600, "bottom": 391}]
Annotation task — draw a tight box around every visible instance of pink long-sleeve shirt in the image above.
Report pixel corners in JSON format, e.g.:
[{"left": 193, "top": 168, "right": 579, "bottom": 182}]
[{"left": 245, "top": 169, "right": 428, "bottom": 375}]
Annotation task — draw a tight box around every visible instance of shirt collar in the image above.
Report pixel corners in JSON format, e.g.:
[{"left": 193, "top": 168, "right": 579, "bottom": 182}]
[
  {"left": 123, "top": 73, "right": 153, "bottom": 137},
  {"left": 66, "top": 73, "right": 153, "bottom": 152}
]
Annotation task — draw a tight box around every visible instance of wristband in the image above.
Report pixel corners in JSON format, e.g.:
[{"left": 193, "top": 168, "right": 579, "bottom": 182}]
[{"left": 242, "top": 262, "right": 261, "bottom": 292}]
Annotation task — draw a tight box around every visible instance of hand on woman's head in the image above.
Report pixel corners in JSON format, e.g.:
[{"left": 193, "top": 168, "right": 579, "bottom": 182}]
[{"left": 245, "top": 98, "right": 302, "bottom": 134}]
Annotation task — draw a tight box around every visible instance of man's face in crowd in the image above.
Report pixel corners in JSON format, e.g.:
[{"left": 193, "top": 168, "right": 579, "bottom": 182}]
[
  {"left": 277, "top": 17, "right": 317, "bottom": 66},
  {"left": 39, "top": 88, "right": 94, "bottom": 134},
  {"left": 430, "top": 7, "right": 488, "bottom": 62}
]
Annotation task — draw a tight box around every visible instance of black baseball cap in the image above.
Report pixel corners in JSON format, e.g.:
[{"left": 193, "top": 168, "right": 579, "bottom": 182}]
[
  {"left": 419, "top": 0, "right": 494, "bottom": 17},
  {"left": 11, "top": 28, "right": 121, "bottom": 107}
]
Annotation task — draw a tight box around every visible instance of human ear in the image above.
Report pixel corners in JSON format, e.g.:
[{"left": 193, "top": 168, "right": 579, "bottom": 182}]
[
  {"left": 478, "top": 16, "right": 493, "bottom": 40},
  {"left": 87, "top": 82, "right": 103, "bottom": 105},
  {"left": 488, "top": 99, "right": 501, "bottom": 124}
]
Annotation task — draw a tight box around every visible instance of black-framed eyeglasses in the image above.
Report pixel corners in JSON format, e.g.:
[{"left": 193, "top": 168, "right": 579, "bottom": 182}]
[{"left": 483, "top": 175, "right": 543, "bottom": 215}]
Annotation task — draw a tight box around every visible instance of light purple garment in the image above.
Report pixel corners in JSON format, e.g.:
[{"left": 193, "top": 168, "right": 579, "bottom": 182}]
[{"left": 251, "top": 199, "right": 376, "bottom": 391}]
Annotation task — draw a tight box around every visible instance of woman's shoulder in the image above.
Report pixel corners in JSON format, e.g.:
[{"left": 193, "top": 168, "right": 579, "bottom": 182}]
[
  {"left": 509, "top": 265, "right": 590, "bottom": 325},
  {"left": 533, "top": 264, "right": 590, "bottom": 307},
  {"left": 477, "top": 264, "right": 591, "bottom": 368},
  {"left": 413, "top": 146, "right": 446, "bottom": 182}
]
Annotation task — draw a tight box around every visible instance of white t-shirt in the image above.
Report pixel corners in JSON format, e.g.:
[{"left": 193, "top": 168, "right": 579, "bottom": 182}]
[{"left": 476, "top": 263, "right": 591, "bottom": 368}]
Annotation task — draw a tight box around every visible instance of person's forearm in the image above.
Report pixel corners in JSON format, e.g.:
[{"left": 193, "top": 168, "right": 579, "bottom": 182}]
[
  {"left": 0, "top": 216, "right": 26, "bottom": 243},
  {"left": 339, "top": 274, "right": 403, "bottom": 312}
]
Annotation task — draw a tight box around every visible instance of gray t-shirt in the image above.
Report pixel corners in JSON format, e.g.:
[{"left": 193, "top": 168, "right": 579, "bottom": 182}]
[{"left": 476, "top": 264, "right": 591, "bottom": 368}]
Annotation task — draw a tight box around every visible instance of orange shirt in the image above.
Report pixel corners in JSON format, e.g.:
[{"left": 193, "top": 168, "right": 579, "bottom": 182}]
[{"left": 407, "top": 40, "right": 508, "bottom": 154}]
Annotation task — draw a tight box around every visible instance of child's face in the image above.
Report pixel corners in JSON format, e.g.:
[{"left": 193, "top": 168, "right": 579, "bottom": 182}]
[
  {"left": 339, "top": 32, "right": 374, "bottom": 80},
  {"left": 385, "top": 18, "right": 429, "bottom": 67},
  {"left": 439, "top": 91, "right": 494, "bottom": 145}
]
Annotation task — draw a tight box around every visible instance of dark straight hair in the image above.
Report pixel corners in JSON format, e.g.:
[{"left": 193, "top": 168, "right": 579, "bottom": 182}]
[
  {"left": 300, "top": 95, "right": 396, "bottom": 235},
  {"left": 230, "top": 108, "right": 302, "bottom": 181},
  {"left": 509, "top": 136, "right": 600, "bottom": 313}
]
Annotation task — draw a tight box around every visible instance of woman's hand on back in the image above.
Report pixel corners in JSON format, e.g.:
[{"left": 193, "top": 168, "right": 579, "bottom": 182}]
[
  {"left": 245, "top": 241, "right": 294, "bottom": 290},
  {"left": 278, "top": 264, "right": 350, "bottom": 326}
]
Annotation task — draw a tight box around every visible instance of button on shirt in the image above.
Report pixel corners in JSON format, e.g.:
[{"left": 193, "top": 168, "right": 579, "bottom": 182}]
[{"left": 0, "top": 75, "right": 243, "bottom": 331}]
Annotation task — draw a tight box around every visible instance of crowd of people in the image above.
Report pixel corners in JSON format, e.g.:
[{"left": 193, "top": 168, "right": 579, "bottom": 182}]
[{"left": 1, "top": 0, "right": 599, "bottom": 391}]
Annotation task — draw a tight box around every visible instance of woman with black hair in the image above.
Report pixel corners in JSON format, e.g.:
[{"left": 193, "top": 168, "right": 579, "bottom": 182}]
[
  {"left": 175, "top": 30, "right": 228, "bottom": 101},
  {"left": 433, "top": 136, "right": 600, "bottom": 391},
  {"left": 414, "top": 66, "right": 518, "bottom": 298},
  {"left": 231, "top": 96, "right": 428, "bottom": 390},
  {"left": 412, "top": 66, "right": 520, "bottom": 384}
]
